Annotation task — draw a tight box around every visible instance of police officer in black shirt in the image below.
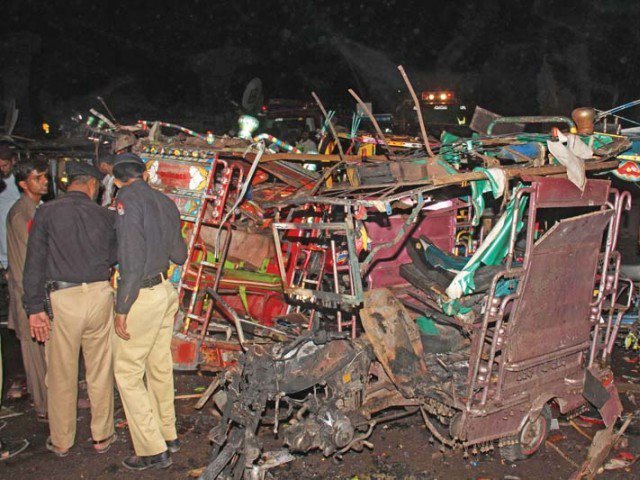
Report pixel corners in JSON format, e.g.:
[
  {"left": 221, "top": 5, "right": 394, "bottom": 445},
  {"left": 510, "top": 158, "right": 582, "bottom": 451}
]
[
  {"left": 111, "top": 153, "right": 187, "bottom": 470},
  {"left": 23, "top": 161, "right": 117, "bottom": 457}
]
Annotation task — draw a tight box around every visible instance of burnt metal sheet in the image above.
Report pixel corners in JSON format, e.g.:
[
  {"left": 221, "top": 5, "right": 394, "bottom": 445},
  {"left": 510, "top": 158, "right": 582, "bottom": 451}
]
[
  {"left": 276, "top": 338, "right": 360, "bottom": 393},
  {"left": 506, "top": 209, "right": 614, "bottom": 365},
  {"left": 583, "top": 368, "right": 610, "bottom": 409},
  {"left": 360, "top": 289, "right": 426, "bottom": 398},
  {"left": 522, "top": 177, "right": 610, "bottom": 208},
  {"left": 470, "top": 106, "right": 525, "bottom": 135}
]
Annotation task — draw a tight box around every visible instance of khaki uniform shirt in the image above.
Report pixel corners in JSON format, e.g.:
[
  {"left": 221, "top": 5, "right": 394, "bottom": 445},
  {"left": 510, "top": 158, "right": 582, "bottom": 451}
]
[{"left": 7, "top": 194, "right": 38, "bottom": 339}]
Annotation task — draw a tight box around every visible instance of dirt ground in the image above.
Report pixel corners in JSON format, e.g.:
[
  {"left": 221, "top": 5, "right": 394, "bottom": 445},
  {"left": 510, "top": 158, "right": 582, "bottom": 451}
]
[{"left": 1, "top": 325, "right": 640, "bottom": 479}]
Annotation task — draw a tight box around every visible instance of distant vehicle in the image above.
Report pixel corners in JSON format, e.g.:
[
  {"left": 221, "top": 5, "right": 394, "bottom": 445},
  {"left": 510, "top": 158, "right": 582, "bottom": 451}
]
[
  {"left": 258, "top": 98, "right": 323, "bottom": 142},
  {"left": 395, "top": 89, "right": 471, "bottom": 137}
]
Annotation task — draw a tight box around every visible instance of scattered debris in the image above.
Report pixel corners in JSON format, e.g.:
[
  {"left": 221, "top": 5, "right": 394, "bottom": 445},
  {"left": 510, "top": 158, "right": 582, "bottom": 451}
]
[
  {"left": 603, "top": 451, "right": 639, "bottom": 471},
  {"left": 569, "top": 420, "right": 593, "bottom": 442},
  {"left": 573, "top": 415, "right": 633, "bottom": 479},
  {"left": 546, "top": 440, "right": 580, "bottom": 469},
  {"left": 176, "top": 393, "right": 203, "bottom": 400}
]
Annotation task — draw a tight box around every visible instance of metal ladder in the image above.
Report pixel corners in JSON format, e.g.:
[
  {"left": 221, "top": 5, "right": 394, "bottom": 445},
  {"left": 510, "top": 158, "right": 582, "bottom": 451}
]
[{"left": 178, "top": 155, "right": 244, "bottom": 337}]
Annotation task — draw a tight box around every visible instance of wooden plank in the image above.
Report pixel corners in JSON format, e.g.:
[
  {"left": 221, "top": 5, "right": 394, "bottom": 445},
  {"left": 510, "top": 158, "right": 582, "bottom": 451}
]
[{"left": 194, "top": 377, "right": 221, "bottom": 410}]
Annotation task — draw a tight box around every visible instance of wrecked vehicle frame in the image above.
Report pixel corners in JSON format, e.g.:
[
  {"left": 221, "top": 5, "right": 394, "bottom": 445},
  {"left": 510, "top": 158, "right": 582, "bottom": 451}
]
[{"left": 195, "top": 172, "right": 633, "bottom": 479}]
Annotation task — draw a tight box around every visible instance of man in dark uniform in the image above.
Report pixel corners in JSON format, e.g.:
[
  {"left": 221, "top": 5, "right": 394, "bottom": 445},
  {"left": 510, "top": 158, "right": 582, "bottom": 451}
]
[
  {"left": 23, "top": 161, "right": 117, "bottom": 457},
  {"left": 111, "top": 153, "right": 187, "bottom": 471}
]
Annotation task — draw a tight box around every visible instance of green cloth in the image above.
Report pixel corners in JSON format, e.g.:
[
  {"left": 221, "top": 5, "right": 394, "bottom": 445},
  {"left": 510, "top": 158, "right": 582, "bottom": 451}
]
[
  {"left": 470, "top": 167, "right": 504, "bottom": 226},
  {"left": 416, "top": 316, "right": 440, "bottom": 336},
  {"left": 439, "top": 298, "right": 473, "bottom": 317},
  {"left": 446, "top": 188, "right": 527, "bottom": 299}
]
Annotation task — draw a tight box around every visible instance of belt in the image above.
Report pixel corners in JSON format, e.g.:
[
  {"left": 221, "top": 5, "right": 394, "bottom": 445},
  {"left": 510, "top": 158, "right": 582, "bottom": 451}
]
[
  {"left": 140, "top": 272, "right": 166, "bottom": 289},
  {"left": 46, "top": 280, "right": 83, "bottom": 292}
]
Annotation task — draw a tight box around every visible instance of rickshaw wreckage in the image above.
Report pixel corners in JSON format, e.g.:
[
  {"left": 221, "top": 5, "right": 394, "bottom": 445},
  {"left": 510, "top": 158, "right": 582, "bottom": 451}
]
[{"left": 77, "top": 85, "right": 635, "bottom": 478}]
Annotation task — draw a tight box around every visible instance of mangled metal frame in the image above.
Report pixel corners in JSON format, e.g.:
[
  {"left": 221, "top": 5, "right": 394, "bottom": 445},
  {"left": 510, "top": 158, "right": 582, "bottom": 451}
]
[{"left": 196, "top": 165, "right": 635, "bottom": 478}]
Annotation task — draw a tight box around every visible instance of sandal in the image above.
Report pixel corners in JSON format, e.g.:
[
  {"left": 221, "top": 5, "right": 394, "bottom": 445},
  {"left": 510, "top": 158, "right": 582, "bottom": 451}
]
[
  {"left": 0, "top": 438, "right": 29, "bottom": 461},
  {"left": 6, "top": 380, "right": 26, "bottom": 400},
  {"left": 46, "top": 437, "right": 69, "bottom": 457},
  {"left": 93, "top": 433, "right": 117, "bottom": 454}
]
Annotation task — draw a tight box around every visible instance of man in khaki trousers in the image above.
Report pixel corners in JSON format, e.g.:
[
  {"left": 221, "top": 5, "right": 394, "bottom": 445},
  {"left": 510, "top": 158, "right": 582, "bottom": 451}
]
[
  {"left": 23, "top": 161, "right": 117, "bottom": 456},
  {"left": 111, "top": 153, "right": 187, "bottom": 471}
]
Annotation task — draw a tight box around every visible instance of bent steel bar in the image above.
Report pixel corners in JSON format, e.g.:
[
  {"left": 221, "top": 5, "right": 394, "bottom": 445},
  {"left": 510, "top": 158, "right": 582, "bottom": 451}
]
[
  {"left": 360, "top": 198, "right": 426, "bottom": 274},
  {"left": 206, "top": 289, "right": 247, "bottom": 350},
  {"left": 506, "top": 187, "right": 533, "bottom": 269},
  {"left": 605, "top": 278, "right": 634, "bottom": 358}
]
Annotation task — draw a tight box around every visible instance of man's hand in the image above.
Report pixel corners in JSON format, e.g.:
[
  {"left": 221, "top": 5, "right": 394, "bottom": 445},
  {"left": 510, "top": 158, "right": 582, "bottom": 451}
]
[
  {"left": 29, "top": 312, "right": 51, "bottom": 343},
  {"left": 115, "top": 314, "right": 130, "bottom": 340}
]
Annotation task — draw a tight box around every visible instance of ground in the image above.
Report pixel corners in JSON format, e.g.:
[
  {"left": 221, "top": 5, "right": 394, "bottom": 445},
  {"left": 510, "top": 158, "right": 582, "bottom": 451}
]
[{"left": 1, "top": 326, "right": 639, "bottom": 479}]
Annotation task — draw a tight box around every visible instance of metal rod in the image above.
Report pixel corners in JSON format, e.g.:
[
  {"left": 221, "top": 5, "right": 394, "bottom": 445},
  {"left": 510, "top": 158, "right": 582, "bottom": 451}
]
[
  {"left": 312, "top": 91, "right": 344, "bottom": 160},
  {"left": 397, "top": 65, "right": 434, "bottom": 158},
  {"left": 271, "top": 223, "right": 288, "bottom": 286},
  {"left": 360, "top": 198, "right": 426, "bottom": 273},
  {"left": 330, "top": 240, "right": 343, "bottom": 331},
  {"left": 347, "top": 88, "right": 394, "bottom": 156}
]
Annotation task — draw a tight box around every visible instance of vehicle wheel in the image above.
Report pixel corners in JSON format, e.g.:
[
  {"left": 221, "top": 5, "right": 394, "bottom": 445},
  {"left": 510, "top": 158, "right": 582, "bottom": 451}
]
[{"left": 499, "top": 405, "right": 551, "bottom": 462}]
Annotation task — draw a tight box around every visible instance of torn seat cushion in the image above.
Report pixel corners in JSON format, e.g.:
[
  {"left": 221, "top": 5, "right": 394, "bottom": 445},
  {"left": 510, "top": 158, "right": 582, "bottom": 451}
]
[{"left": 404, "top": 239, "right": 502, "bottom": 294}]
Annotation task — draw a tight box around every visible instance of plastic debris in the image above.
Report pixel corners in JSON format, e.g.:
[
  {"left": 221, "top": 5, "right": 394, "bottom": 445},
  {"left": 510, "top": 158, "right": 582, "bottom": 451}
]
[{"left": 603, "top": 451, "right": 638, "bottom": 471}]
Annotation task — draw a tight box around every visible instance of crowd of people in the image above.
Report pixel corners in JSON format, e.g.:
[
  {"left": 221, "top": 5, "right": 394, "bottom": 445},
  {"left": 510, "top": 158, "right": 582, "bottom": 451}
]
[{"left": 0, "top": 144, "right": 187, "bottom": 470}]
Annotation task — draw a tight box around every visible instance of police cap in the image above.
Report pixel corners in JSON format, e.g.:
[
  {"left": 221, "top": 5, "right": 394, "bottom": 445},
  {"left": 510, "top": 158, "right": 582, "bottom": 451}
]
[
  {"left": 65, "top": 160, "right": 104, "bottom": 181},
  {"left": 112, "top": 153, "right": 145, "bottom": 168}
]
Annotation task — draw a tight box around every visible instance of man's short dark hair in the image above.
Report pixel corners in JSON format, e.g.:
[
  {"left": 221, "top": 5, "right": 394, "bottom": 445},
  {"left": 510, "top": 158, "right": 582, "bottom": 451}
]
[
  {"left": 0, "top": 144, "right": 16, "bottom": 161},
  {"left": 113, "top": 162, "right": 145, "bottom": 182},
  {"left": 96, "top": 154, "right": 114, "bottom": 166},
  {"left": 14, "top": 159, "right": 48, "bottom": 186}
]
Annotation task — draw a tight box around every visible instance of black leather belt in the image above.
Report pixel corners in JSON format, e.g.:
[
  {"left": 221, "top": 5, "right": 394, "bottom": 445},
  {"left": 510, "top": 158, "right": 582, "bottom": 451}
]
[
  {"left": 46, "top": 280, "right": 82, "bottom": 292},
  {"left": 140, "top": 272, "right": 166, "bottom": 289}
]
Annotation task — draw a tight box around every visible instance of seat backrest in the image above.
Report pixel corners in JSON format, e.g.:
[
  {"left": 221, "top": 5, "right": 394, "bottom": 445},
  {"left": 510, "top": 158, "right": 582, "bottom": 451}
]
[
  {"left": 523, "top": 176, "right": 610, "bottom": 208},
  {"left": 505, "top": 209, "right": 613, "bottom": 365}
]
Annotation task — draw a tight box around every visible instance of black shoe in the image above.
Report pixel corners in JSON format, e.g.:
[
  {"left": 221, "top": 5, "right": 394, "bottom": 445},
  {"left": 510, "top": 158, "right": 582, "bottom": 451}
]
[
  {"left": 166, "top": 438, "right": 180, "bottom": 453},
  {"left": 122, "top": 450, "right": 172, "bottom": 471}
]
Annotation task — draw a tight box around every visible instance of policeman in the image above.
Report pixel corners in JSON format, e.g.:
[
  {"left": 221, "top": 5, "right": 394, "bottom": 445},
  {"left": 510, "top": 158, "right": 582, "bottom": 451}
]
[
  {"left": 111, "top": 153, "right": 187, "bottom": 471},
  {"left": 23, "top": 161, "right": 117, "bottom": 457}
]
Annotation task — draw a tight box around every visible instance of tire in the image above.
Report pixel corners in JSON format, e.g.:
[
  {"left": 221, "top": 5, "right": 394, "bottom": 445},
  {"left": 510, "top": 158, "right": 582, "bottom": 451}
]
[{"left": 500, "top": 405, "right": 551, "bottom": 462}]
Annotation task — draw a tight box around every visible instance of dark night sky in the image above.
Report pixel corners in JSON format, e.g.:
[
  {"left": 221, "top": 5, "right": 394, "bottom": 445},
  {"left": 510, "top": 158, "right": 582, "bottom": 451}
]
[{"left": 1, "top": 0, "right": 639, "bottom": 133}]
